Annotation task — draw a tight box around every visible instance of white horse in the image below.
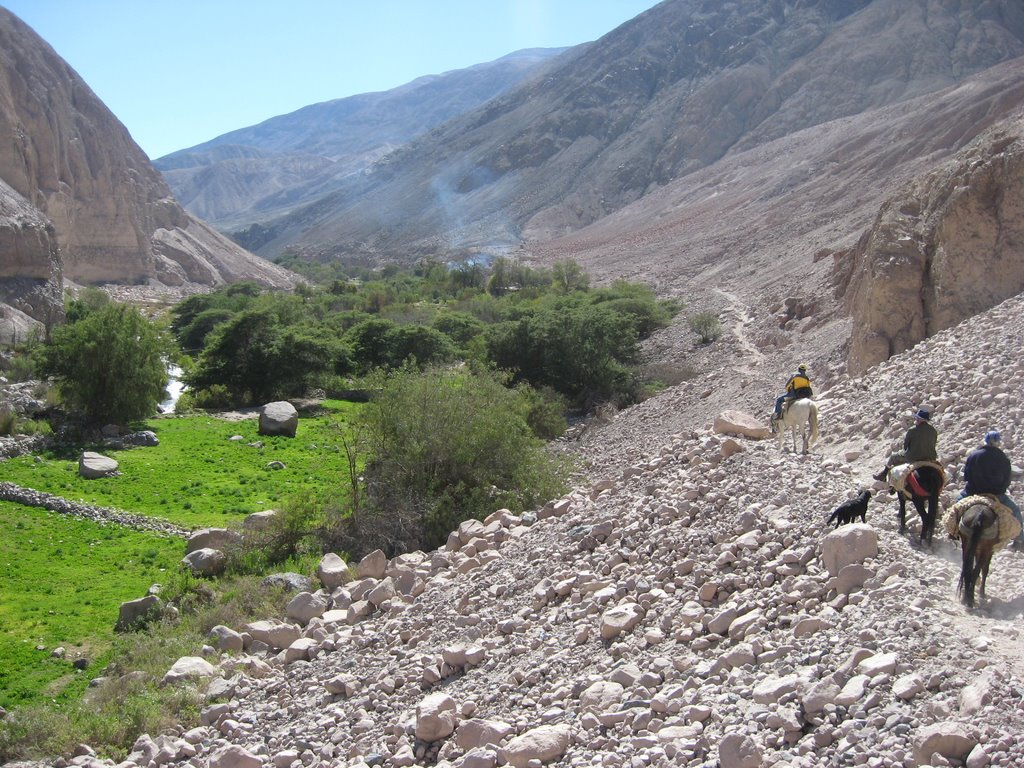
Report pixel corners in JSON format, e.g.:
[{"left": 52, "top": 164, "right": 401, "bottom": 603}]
[{"left": 776, "top": 398, "right": 819, "bottom": 454}]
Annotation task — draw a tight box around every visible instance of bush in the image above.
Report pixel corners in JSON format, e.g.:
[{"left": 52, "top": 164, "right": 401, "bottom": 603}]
[
  {"left": 486, "top": 299, "right": 641, "bottom": 407},
  {"left": 688, "top": 312, "right": 722, "bottom": 344},
  {"left": 33, "top": 303, "right": 170, "bottom": 425},
  {"left": 343, "top": 367, "right": 569, "bottom": 553}
]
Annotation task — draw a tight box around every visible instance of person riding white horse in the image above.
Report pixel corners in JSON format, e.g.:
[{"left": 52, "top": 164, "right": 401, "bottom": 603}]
[{"left": 772, "top": 363, "right": 813, "bottom": 431}]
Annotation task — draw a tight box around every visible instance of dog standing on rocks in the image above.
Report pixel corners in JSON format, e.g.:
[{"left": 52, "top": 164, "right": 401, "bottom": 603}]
[{"left": 827, "top": 490, "right": 871, "bottom": 528}]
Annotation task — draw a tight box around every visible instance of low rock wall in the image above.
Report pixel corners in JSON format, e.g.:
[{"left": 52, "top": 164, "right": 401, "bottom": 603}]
[{"left": 0, "top": 481, "right": 188, "bottom": 537}]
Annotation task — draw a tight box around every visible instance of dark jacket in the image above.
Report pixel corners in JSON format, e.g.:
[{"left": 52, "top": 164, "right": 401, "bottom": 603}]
[
  {"left": 902, "top": 421, "right": 938, "bottom": 463},
  {"left": 963, "top": 444, "right": 1012, "bottom": 495}
]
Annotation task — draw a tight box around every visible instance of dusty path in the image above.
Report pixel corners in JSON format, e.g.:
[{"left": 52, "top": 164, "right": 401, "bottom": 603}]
[{"left": 714, "top": 287, "right": 766, "bottom": 375}]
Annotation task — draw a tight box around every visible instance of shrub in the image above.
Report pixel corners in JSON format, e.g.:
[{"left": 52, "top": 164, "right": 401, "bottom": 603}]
[
  {"left": 688, "top": 312, "right": 722, "bottom": 344},
  {"left": 33, "top": 303, "right": 170, "bottom": 425},
  {"left": 342, "top": 367, "right": 569, "bottom": 553}
]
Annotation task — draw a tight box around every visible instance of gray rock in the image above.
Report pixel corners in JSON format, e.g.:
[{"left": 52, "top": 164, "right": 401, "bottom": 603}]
[{"left": 258, "top": 401, "right": 298, "bottom": 437}]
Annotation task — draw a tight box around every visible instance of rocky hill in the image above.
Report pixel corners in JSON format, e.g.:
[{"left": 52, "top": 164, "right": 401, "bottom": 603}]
[
  {"left": 240, "top": 0, "right": 1024, "bottom": 265},
  {"left": 52, "top": 266, "right": 1024, "bottom": 768},
  {"left": 155, "top": 49, "right": 566, "bottom": 231},
  {"left": 0, "top": 8, "right": 298, "bottom": 337}
]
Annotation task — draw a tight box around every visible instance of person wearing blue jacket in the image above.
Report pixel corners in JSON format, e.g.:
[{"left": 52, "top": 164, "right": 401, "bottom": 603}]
[{"left": 960, "top": 430, "right": 1023, "bottom": 549}]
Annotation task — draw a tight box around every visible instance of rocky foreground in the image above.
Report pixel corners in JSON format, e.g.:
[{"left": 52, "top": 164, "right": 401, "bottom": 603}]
[{"left": 33, "top": 293, "right": 1024, "bottom": 768}]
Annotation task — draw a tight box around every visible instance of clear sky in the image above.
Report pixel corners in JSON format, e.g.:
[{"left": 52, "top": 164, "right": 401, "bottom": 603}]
[{"left": 2, "top": 1, "right": 663, "bottom": 160}]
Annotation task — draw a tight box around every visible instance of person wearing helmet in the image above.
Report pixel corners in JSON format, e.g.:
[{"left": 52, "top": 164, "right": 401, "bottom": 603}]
[
  {"left": 872, "top": 406, "right": 938, "bottom": 482},
  {"left": 959, "top": 430, "right": 1023, "bottom": 549},
  {"left": 772, "top": 363, "right": 813, "bottom": 426}
]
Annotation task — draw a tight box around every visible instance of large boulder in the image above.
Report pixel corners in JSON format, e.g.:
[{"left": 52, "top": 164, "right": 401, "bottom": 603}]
[
  {"left": 501, "top": 725, "right": 572, "bottom": 768},
  {"left": 317, "top": 553, "right": 350, "bottom": 589},
  {"left": 162, "top": 656, "right": 218, "bottom": 686},
  {"left": 258, "top": 401, "right": 298, "bottom": 437},
  {"left": 182, "top": 547, "right": 227, "bottom": 577},
  {"left": 415, "top": 692, "right": 458, "bottom": 742},
  {"left": 821, "top": 524, "right": 879, "bottom": 576},
  {"left": 115, "top": 595, "right": 162, "bottom": 632},
  {"left": 79, "top": 451, "right": 118, "bottom": 479},
  {"left": 245, "top": 619, "right": 301, "bottom": 650},
  {"left": 713, "top": 411, "right": 771, "bottom": 440},
  {"left": 186, "top": 528, "right": 241, "bottom": 555}
]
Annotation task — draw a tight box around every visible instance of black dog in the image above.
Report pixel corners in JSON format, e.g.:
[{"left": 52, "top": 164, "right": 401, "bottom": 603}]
[{"left": 827, "top": 490, "right": 871, "bottom": 528}]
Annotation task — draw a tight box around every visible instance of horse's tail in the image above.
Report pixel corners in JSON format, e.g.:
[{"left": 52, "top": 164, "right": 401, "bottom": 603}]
[
  {"left": 958, "top": 512, "right": 988, "bottom": 605},
  {"left": 808, "top": 401, "right": 819, "bottom": 447}
]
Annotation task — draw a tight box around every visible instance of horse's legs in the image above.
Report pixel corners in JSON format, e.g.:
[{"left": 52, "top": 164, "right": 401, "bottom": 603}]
[
  {"left": 922, "top": 494, "right": 939, "bottom": 545},
  {"left": 897, "top": 495, "right": 908, "bottom": 533},
  {"left": 912, "top": 496, "right": 931, "bottom": 544},
  {"left": 979, "top": 548, "right": 993, "bottom": 600},
  {"left": 960, "top": 542, "right": 978, "bottom": 608}
]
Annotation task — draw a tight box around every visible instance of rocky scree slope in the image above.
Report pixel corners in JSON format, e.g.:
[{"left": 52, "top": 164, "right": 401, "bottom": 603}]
[{"left": 71, "top": 297, "right": 1024, "bottom": 767}]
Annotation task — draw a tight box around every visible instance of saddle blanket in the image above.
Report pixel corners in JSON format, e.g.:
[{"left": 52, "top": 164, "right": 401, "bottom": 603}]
[
  {"left": 944, "top": 494, "right": 1023, "bottom": 551},
  {"left": 888, "top": 461, "right": 945, "bottom": 498}
]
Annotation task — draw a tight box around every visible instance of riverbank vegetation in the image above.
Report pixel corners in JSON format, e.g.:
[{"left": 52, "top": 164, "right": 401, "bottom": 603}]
[{"left": 0, "top": 259, "right": 680, "bottom": 760}]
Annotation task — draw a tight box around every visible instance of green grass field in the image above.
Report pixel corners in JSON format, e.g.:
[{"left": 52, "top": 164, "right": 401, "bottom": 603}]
[
  {"left": 0, "top": 502, "right": 182, "bottom": 710},
  {"left": 0, "top": 402, "right": 360, "bottom": 712},
  {"left": 1, "top": 403, "right": 361, "bottom": 529}
]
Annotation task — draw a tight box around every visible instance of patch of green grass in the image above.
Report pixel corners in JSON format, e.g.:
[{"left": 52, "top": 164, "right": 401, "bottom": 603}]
[
  {"left": 0, "top": 571, "right": 293, "bottom": 762},
  {"left": 0, "top": 502, "right": 180, "bottom": 712},
  {"left": 1, "top": 401, "right": 361, "bottom": 530}
]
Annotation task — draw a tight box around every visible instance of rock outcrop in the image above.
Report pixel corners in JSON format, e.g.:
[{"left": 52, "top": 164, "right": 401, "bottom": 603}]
[
  {"left": 843, "top": 114, "right": 1024, "bottom": 374},
  {"left": 0, "top": 8, "right": 298, "bottom": 326}
]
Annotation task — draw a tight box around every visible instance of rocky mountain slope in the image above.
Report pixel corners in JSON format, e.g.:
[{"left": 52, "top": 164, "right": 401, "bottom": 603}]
[
  {"left": 0, "top": 8, "right": 298, "bottom": 335},
  {"left": 241, "top": 0, "right": 1024, "bottom": 264},
  {"left": 531, "top": 62, "right": 1024, "bottom": 381},
  {"left": 155, "top": 49, "right": 566, "bottom": 231},
  {"left": 58, "top": 271, "right": 1024, "bottom": 768}
]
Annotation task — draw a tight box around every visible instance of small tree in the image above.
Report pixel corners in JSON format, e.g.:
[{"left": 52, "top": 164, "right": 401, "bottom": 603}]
[
  {"left": 351, "top": 367, "right": 569, "bottom": 553},
  {"left": 35, "top": 303, "right": 169, "bottom": 425},
  {"left": 688, "top": 312, "right": 722, "bottom": 344}
]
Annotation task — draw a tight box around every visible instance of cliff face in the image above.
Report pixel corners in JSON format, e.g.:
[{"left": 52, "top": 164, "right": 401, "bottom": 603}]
[
  {"left": 0, "top": 8, "right": 297, "bottom": 327},
  {"left": 842, "top": 114, "right": 1024, "bottom": 375},
  {"left": 0, "top": 177, "right": 62, "bottom": 340}
]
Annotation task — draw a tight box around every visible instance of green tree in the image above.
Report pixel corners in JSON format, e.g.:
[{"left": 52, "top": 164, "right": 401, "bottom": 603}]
[
  {"left": 349, "top": 367, "right": 569, "bottom": 553},
  {"left": 187, "top": 310, "right": 346, "bottom": 404},
  {"left": 487, "top": 300, "right": 640, "bottom": 407},
  {"left": 688, "top": 312, "right": 722, "bottom": 344},
  {"left": 35, "top": 304, "right": 169, "bottom": 425},
  {"left": 551, "top": 259, "right": 590, "bottom": 294}
]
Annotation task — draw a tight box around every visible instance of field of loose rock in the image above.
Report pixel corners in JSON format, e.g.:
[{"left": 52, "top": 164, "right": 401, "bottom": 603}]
[{"left": 22, "top": 293, "right": 1024, "bottom": 768}]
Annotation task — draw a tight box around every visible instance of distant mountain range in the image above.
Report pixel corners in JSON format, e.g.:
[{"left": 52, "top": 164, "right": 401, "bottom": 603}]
[
  {"left": 154, "top": 48, "right": 567, "bottom": 231},
  {"left": 154, "top": 0, "right": 1024, "bottom": 269}
]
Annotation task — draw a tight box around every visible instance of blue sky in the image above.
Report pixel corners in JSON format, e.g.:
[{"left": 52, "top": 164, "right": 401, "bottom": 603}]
[{"left": 3, "top": 1, "right": 662, "bottom": 160}]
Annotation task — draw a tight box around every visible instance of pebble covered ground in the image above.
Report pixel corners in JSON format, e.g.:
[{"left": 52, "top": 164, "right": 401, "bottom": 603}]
[{"left": 12, "top": 294, "right": 1024, "bottom": 768}]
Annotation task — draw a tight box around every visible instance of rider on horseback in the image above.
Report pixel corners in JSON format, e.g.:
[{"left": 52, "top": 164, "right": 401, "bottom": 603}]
[
  {"left": 872, "top": 406, "right": 938, "bottom": 482},
  {"left": 772, "top": 363, "right": 813, "bottom": 430},
  {"left": 958, "top": 430, "right": 1024, "bottom": 550}
]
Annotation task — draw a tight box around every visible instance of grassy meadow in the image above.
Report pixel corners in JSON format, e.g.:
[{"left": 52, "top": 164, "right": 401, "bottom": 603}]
[{"left": 0, "top": 401, "right": 360, "bottom": 714}]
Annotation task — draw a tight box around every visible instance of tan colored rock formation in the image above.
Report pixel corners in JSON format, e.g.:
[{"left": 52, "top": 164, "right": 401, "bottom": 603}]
[
  {"left": 843, "top": 115, "right": 1024, "bottom": 374},
  {"left": 0, "top": 8, "right": 297, "bottom": 326}
]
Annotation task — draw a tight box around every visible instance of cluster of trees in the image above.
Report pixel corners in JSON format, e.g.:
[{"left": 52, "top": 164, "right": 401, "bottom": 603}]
[
  {"left": 27, "top": 259, "right": 680, "bottom": 557},
  {"left": 171, "top": 258, "right": 679, "bottom": 410}
]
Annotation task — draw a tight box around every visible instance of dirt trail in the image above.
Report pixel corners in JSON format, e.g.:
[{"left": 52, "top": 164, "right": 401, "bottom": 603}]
[{"left": 714, "top": 287, "right": 766, "bottom": 375}]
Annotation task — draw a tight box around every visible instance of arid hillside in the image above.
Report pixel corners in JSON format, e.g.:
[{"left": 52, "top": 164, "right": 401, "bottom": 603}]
[
  {"left": 155, "top": 49, "right": 566, "bottom": 232},
  {"left": 245, "top": 0, "right": 1024, "bottom": 267}
]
